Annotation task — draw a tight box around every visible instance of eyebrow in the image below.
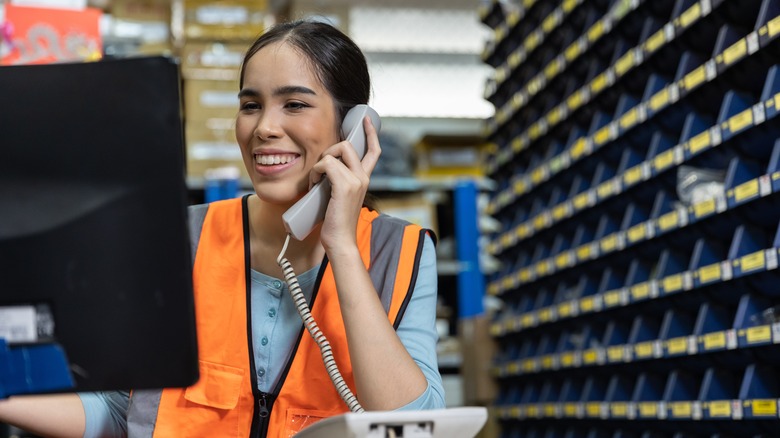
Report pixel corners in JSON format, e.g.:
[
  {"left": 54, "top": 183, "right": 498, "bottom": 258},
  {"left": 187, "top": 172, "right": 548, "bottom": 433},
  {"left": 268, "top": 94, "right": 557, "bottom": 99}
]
[{"left": 238, "top": 85, "right": 317, "bottom": 99}]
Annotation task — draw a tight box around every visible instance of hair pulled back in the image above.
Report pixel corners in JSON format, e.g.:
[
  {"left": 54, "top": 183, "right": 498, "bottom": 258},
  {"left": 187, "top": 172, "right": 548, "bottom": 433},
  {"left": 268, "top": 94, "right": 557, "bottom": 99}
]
[{"left": 239, "top": 20, "right": 371, "bottom": 121}]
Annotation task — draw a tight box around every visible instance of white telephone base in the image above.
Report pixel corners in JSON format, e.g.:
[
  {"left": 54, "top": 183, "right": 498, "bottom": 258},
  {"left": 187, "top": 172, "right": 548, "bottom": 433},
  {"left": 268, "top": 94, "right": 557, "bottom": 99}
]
[{"left": 293, "top": 407, "right": 488, "bottom": 438}]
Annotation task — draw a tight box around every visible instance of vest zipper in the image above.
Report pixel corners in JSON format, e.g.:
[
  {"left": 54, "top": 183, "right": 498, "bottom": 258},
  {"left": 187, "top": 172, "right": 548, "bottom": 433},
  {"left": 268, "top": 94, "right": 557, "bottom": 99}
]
[
  {"left": 243, "top": 196, "right": 272, "bottom": 438},
  {"left": 257, "top": 393, "right": 269, "bottom": 418},
  {"left": 253, "top": 391, "right": 273, "bottom": 437}
]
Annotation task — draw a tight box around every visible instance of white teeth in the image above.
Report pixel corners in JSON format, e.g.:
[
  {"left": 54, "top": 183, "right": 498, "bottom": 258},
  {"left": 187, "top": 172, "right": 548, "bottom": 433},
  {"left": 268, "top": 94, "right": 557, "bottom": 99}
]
[{"left": 256, "top": 154, "right": 297, "bottom": 165}]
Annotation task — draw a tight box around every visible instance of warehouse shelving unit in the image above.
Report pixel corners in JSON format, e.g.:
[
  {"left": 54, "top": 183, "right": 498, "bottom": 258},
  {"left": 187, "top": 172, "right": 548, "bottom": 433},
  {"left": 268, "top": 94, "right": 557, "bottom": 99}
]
[{"left": 480, "top": 0, "right": 780, "bottom": 436}]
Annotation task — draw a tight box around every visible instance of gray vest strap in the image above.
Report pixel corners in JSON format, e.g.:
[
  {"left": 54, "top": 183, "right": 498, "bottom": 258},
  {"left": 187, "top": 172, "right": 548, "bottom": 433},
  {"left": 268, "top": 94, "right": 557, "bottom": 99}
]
[
  {"left": 368, "top": 213, "right": 424, "bottom": 315},
  {"left": 188, "top": 204, "right": 210, "bottom": 265},
  {"left": 127, "top": 389, "right": 163, "bottom": 438}
]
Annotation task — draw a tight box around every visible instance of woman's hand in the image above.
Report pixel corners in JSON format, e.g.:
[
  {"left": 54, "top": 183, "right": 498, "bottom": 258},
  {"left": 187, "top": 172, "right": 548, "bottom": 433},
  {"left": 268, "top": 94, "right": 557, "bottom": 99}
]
[{"left": 311, "top": 116, "right": 381, "bottom": 256}]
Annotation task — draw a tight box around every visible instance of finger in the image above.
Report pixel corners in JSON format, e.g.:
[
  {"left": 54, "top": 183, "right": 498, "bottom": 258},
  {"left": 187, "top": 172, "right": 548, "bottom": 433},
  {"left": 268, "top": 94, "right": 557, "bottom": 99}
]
[
  {"left": 311, "top": 155, "right": 361, "bottom": 192},
  {"left": 358, "top": 116, "right": 382, "bottom": 176}
]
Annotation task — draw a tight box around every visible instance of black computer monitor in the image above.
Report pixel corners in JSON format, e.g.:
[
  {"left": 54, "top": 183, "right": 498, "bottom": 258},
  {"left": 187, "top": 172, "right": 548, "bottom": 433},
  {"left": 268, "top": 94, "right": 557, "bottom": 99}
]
[{"left": 0, "top": 56, "right": 198, "bottom": 395}]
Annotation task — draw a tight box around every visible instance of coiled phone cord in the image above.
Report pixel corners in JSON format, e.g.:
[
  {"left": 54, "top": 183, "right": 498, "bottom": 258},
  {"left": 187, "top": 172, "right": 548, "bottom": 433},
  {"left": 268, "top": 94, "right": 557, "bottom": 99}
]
[{"left": 276, "top": 234, "right": 365, "bottom": 413}]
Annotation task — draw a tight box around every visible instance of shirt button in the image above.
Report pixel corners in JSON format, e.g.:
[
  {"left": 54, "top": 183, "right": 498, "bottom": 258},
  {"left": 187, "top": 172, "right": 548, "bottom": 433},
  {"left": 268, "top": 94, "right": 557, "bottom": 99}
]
[
  {"left": 268, "top": 308, "right": 277, "bottom": 317},
  {"left": 261, "top": 336, "right": 268, "bottom": 346},
  {"left": 258, "top": 368, "right": 265, "bottom": 377},
  {"left": 272, "top": 280, "right": 282, "bottom": 289}
]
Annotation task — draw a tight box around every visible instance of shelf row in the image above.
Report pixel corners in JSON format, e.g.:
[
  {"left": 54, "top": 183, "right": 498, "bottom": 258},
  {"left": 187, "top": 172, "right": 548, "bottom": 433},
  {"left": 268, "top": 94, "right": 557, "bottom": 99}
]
[
  {"left": 485, "top": 0, "right": 658, "bottom": 109},
  {"left": 487, "top": 146, "right": 780, "bottom": 297},
  {"left": 486, "top": 30, "right": 769, "bottom": 206},
  {"left": 481, "top": 0, "right": 551, "bottom": 63},
  {"left": 484, "top": 0, "right": 655, "bottom": 136},
  {"left": 483, "top": 0, "right": 741, "bottom": 139},
  {"left": 494, "top": 364, "right": 780, "bottom": 422},
  {"left": 490, "top": 220, "right": 780, "bottom": 328},
  {"left": 492, "top": 299, "right": 780, "bottom": 377},
  {"left": 487, "top": 9, "right": 779, "bottom": 206},
  {"left": 483, "top": 0, "right": 778, "bottom": 176},
  {"left": 486, "top": 64, "right": 780, "bottom": 258},
  {"left": 483, "top": 0, "right": 594, "bottom": 94}
]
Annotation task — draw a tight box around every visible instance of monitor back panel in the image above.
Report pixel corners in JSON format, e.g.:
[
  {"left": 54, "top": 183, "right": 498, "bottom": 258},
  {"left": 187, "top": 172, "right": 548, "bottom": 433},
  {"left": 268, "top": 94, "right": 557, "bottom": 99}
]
[{"left": 0, "top": 57, "right": 199, "bottom": 392}]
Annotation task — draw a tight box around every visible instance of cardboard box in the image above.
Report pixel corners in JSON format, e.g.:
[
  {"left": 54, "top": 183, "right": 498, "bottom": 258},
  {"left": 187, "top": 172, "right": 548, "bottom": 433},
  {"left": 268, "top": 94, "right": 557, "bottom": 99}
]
[
  {"left": 183, "top": 0, "right": 267, "bottom": 41},
  {"left": 374, "top": 193, "right": 438, "bottom": 236},
  {"left": 181, "top": 42, "right": 247, "bottom": 80},
  {"left": 458, "top": 315, "right": 497, "bottom": 406},
  {"left": 184, "top": 78, "right": 240, "bottom": 122},
  {"left": 111, "top": 0, "right": 171, "bottom": 22},
  {"left": 415, "top": 134, "right": 489, "bottom": 178},
  {"left": 185, "top": 123, "right": 247, "bottom": 180}
]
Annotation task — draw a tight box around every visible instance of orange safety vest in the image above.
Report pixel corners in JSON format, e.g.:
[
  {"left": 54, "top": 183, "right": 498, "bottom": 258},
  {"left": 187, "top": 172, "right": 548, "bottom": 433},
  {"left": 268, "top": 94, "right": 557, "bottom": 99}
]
[{"left": 127, "top": 196, "right": 431, "bottom": 437}]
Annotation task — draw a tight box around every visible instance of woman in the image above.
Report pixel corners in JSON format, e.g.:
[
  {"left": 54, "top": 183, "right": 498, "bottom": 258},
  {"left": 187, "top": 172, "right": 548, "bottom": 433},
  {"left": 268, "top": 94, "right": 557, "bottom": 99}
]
[{"left": 0, "top": 19, "right": 444, "bottom": 438}]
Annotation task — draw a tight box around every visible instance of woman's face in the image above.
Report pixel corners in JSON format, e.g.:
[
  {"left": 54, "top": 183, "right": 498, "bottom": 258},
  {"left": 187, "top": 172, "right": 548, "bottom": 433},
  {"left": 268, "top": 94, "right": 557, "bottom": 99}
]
[{"left": 236, "top": 41, "right": 340, "bottom": 206}]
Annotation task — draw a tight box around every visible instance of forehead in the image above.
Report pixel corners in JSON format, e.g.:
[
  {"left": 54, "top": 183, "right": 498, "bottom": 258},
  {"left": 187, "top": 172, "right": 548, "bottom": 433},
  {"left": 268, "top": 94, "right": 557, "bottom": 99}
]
[{"left": 243, "top": 42, "right": 323, "bottom": 89}]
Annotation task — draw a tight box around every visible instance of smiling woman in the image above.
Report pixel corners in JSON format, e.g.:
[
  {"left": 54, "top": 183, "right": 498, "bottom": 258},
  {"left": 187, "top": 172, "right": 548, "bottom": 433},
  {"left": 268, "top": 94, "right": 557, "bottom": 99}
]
[{"left": 0, "top": 19, "right": 445, "bottom": 438}]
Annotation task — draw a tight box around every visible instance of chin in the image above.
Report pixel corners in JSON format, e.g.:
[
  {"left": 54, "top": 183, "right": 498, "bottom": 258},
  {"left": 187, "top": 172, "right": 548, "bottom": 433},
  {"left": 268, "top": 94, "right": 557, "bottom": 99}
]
[{"left": 252, "top": 184, "right": 305, "bottom": 206}]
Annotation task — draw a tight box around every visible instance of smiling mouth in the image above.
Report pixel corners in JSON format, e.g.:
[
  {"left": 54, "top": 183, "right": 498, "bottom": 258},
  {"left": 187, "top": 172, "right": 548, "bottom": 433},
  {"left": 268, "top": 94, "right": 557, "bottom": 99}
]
[{"left": 255, "top": 153, "right": 299, "bottom": 166}]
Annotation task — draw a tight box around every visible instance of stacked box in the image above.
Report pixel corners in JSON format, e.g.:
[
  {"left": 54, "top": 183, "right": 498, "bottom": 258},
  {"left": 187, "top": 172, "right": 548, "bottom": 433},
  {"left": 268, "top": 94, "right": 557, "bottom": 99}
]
[
  {"left": 181, "top": 41, "right": 251, "bottom": 180},
  {"left": 183, "top": 0, "right": 267, "bottom": 41}
]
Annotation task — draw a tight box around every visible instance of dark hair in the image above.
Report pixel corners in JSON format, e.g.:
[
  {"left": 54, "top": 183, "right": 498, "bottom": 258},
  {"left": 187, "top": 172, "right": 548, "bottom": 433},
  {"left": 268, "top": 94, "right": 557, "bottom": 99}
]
[
  {"left": 239, "top": 20, "right": 378, "bottom": 211},
  {"left": 239, "top": 20, "right": 371, "bottom": 121}
]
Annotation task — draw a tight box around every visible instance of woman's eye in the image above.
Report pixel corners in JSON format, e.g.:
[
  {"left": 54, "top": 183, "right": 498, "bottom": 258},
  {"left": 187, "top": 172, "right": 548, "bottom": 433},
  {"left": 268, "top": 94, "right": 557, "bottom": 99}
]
[
  {"left": 240, "top": 102, "right": 260, "bottom": 111},
  {"left": 286, "top": 101, "right": 308, "bottom": 110}
]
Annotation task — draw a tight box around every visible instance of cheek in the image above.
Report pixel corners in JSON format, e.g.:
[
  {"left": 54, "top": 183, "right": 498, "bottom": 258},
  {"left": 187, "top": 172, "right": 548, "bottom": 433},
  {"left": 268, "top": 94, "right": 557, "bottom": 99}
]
[
  {"left": 300, "top": 124, "right": 340, "bottom": 158},
  {"left": 235, "top": 119, "right": 253, "bottom": 144}
]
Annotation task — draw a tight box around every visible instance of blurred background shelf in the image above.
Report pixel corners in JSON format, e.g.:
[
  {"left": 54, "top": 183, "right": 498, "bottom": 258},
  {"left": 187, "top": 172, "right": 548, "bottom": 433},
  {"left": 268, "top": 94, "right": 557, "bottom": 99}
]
[{"left": 481, "top": 0, "right": 780, "bottom": 436}]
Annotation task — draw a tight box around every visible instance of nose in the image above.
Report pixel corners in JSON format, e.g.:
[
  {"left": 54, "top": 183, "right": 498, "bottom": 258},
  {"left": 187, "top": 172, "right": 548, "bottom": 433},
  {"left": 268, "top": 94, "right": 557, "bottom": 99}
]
[{"left": 254, "top": 110, "right": 282, "bottom": 141}]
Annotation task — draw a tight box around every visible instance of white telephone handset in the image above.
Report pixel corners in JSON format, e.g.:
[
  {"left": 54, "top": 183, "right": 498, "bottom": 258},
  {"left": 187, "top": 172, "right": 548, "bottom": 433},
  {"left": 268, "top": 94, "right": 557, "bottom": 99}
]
[
  {"left": 276, "top": 105, "right": 381, "bottom": 414},
  {"left": 282, "top": 104, "right": 381, "bottom": 240}
]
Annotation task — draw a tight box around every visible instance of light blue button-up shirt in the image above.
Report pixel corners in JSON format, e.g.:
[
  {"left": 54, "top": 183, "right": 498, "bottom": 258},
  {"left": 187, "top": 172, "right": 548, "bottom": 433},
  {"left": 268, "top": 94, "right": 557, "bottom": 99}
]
[{"left": 79, "top": 235, "right": 444, "bottom": 437}]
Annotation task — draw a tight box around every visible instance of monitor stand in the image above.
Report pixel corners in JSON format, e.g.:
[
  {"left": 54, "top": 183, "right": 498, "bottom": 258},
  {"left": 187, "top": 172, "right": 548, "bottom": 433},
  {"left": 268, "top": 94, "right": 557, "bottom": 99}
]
[{"left": 294, "top": 406, "right": 488, "bottom": 438}]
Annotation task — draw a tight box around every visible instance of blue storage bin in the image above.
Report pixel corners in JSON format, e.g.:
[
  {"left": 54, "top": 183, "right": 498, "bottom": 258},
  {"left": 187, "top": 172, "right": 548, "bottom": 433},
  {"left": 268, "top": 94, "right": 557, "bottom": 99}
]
[
  {"left": 659, "top": 307, "right": 698, "bottom": 357},
  {"left": 631, "top": 372, "right": 667, "bottom": 419},
  {"left": 661, "top": 369, "right": 703, "bottom": 420},
  {"left": 628, "top": 314, "right": 663, "bottom": 361},
  {"left": 738, "top": 364, "right": 780, "bottom": 418},
  {"left": 692, "top": 301, "right": 737, "bottom": 355},
  {"left": 755, "top": 0, "right": 780, "bottom": 32},
  {"left": 724, "top": 156, "right": 766, "bottom": 211},
  {"left": 558, "top": 377, "right": 586, "bottom": 408},
  {"left": 699, "top": 367, "right": 743, "bottom": 420},
  {"left": 624, "top": 257, "right": 657, "bottom": 305},
  {"left": 674, "top": 50, "right": 715, "bottom": 105},
  {"left": 606, "top": 374, "right": 635, "bottom": 419},
  {"left": 733, "top": 293, "right": 777, "bottom": 353},
  {"left": 612, "top": 91, "right": 645, "bottom": 140},
  {"left": 712, "top": 24, "right": 759, "bottom": 89},
  {"left": 617, "top": 144, "right": 649, "bottom": 193},
  {"left": 728, "top": 224, "right": 773, "bottom": 280},
  {"left": 602, "top": 318, "right": 632, "bottom": 363},
  {"left": 730, "top": 65, "right": 780, "bottom": 159},
  {"left": 518, "top": 331, "right": 541, "bottom": 362},
  {"left": 673, "top": 0, "right": 720, "bottom": 52},
  {"left": 656, "top": 246, "right": 694, "bottom": 295},
  {"left": 642, "top": 73, "right": 686, "bottom": 131},
  {"left": 578, "top": 320, "right": 609, "bottom": 353},
  {"left": 580, "top": 375, "right": 609, "bottom": 417},
  {"left": 689, "top": 237, "right": 730, "bottom": 288},
  {"left": 678, "top": 109, "right": 723, "bottom": 167},
  {"left": 717, "top": 89, "right": 759, "bottom": 146},
  {"left": 520, "top": 379, "right": 543, "bottom": 406},
  {"left": 598, "top": 265, "right": 628, "bottom": 297},
  {"left": 620, "top": 201, "right": 655, "bottom": 255}
]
